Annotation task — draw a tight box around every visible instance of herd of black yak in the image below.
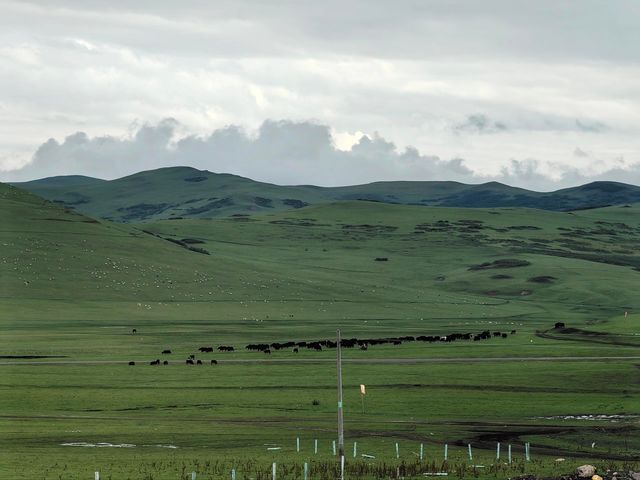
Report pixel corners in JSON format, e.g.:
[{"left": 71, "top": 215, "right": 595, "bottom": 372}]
[
  {"left": 130, "top": 330, "right": 515, "bottom": 365},
  {"left": 245, "top": 330, "right": 515, "bottom": 354}
]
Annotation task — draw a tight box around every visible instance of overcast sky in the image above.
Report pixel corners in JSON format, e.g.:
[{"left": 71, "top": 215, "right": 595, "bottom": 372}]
[{"left": 1, "top": 1, "right": 639, "bottom": 189}]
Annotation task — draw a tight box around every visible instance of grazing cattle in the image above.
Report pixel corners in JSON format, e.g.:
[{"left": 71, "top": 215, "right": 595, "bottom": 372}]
[
  {"left": 218, "top": 346, "right": 234, "bottom": 352},
  {"left": 241, "top": 329, "right": 518, "bottom": 357},
  {"left": 132, "top": 328, "right": 137, "bottom": 334},
  {"left": 340, "top": 338, "right": 357, "bottom": 348},
  {"left": 162, "top": 349, "right": 172, "bottom": 354},
  {"left": 150, "top": 359, "right": 160, "bottom": 365},
  {"left": 199, "top": 346, "right": 214, "bottom": 353},
  {"left": 554, "top": 322, "right": 565, "bottom": 329},
  {"left": 211, "top": 360, "right": 218, "bottom": 365},
  {"left": 511, "top": 330, "right": 517, "bottom": 334},
  {"left": 186, "top": 359, "right": 194, "bottom": 365},
  {"left": 128, "top": 361, "right": 135, "bottom": 366},
  {"left": 189, "top": 354, "right": 195, "bottom": 360},
  {"left": 196, "top": 360, "right": 203, "bottom": 365},
  {"left": 163, "top": 360, "right": 168, "bottom": 365}
]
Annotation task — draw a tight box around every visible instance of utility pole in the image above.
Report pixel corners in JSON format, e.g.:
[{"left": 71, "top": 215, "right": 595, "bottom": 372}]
[{"left": 337, "top": 329, "right": 345, "bottom": 480}]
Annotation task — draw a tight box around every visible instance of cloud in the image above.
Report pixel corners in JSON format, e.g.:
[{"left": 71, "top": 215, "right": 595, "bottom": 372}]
[
  {"left": 575, "top": 119, "right": 608, "bottom": 133},
  {"left": 454, "top": 114, "right": 507, "bottom": 134},
  {"left": 8, "top": 119, "right": 480, "bottom": 186},
  {"left": 573, "top": 147, "right": 589, "bottom": 158},
  {"left": 5, "top": 118, "right": 640, "bottom": 191}
]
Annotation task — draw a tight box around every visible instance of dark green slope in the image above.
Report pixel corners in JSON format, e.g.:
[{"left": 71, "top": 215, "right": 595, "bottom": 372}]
[
  {"left": 14, "top": 167, "right": 328, "bottom": 222},
  {"left": 13, "top": 166, "right": 640, "bottom": 222}
]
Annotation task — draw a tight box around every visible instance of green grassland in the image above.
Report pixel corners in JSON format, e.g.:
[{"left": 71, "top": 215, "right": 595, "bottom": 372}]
[{"left": 1, "top": 182, "right": 640, "bottom": 479}]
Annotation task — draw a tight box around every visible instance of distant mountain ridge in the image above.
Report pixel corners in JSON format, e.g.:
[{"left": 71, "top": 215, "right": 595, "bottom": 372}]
[{"left": 12, "top": 166, "right": 640, "bottom": 222}]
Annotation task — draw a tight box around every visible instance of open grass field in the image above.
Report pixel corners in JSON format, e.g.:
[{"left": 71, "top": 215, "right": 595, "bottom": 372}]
[{"left": 1, "top": 182, "right": 640, "bottom": 479}]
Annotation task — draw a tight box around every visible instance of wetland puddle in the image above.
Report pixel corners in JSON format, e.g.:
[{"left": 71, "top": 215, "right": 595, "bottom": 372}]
[
  {"left": 61, "top": 442, "right": 178, "bottom": 449},
  {"left": 535, "top": 414, "right": 637, "bottom": 422}
]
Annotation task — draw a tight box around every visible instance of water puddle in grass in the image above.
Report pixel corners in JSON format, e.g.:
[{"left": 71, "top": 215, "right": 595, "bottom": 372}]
[
  {"left": 61, "top": 442, "right": 178, "bottom": 449},
  {"left": 535, "top": 414, "right": 638, "bottom": 422},
  {"left": 61, "top": 442, "right": 135, "bottom": 448}
]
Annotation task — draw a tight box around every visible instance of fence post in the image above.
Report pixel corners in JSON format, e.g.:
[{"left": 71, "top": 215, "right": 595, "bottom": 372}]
[
  {"left": 496, "top": 442, "right": 500, "bottom": 460},
  {"left": 272, "top": 462, "right": 276, "bottom": 480},
  {"left": 333, "top": 440, "right": 336, "bottom": 456},
  {"left": 304, "top": 462, "right": 308, "bottom": 480},
  {"left": 395, "top": 442, "right": 399, "bottom": 459},
  {"left": 508, "top": 444, "right": 512, "bottom": 464},
  {"left": 297, "top": 437, "right": 300, "bottom": 453},
  {"left": 232, "top": 469, "right": 236, "bottom": 480},
  {"left": 468, "top": 444, "right": 472, "bottom": 461},
  {"left": 315, "top": 439, "right": 318, "bottom": 455},
  {"left": 353, "top": 441, "right": 357, "bottom": 458},
  {"left": 444, "top": 444, "right": 448, "bottom": 461},
  {"left": 191, "top": 473, "right": 196, "bottom": 480},
  {"left": 525, "top": 442, "right": 530, "bottom": 461},
  {"left": 420, "top": 443, "right": 424, "bottom": 461},
  {"left": 95, "top": 473, "right": 99, "bottom": 480}
]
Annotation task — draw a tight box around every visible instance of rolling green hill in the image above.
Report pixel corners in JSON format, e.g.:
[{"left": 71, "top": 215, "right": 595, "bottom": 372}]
[
  {"left": 12, "top": 166, "right": 640, "bottom": 222},
  {"left": 2, "top": 182, "right": 640, "bottom": 478}
]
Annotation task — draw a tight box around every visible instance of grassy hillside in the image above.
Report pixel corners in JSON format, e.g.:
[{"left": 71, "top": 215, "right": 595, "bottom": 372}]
[
  {"left": 1, "top": 183, "right": 640, "bottom": 478},
  {"left": 13, "top": 166, "right": 640, "bottom": 222}
]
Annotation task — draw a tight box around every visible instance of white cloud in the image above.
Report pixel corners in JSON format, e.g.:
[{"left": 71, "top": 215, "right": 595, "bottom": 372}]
[{"left": 5, "top": 119, "right": 640, "bottom": 191}]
